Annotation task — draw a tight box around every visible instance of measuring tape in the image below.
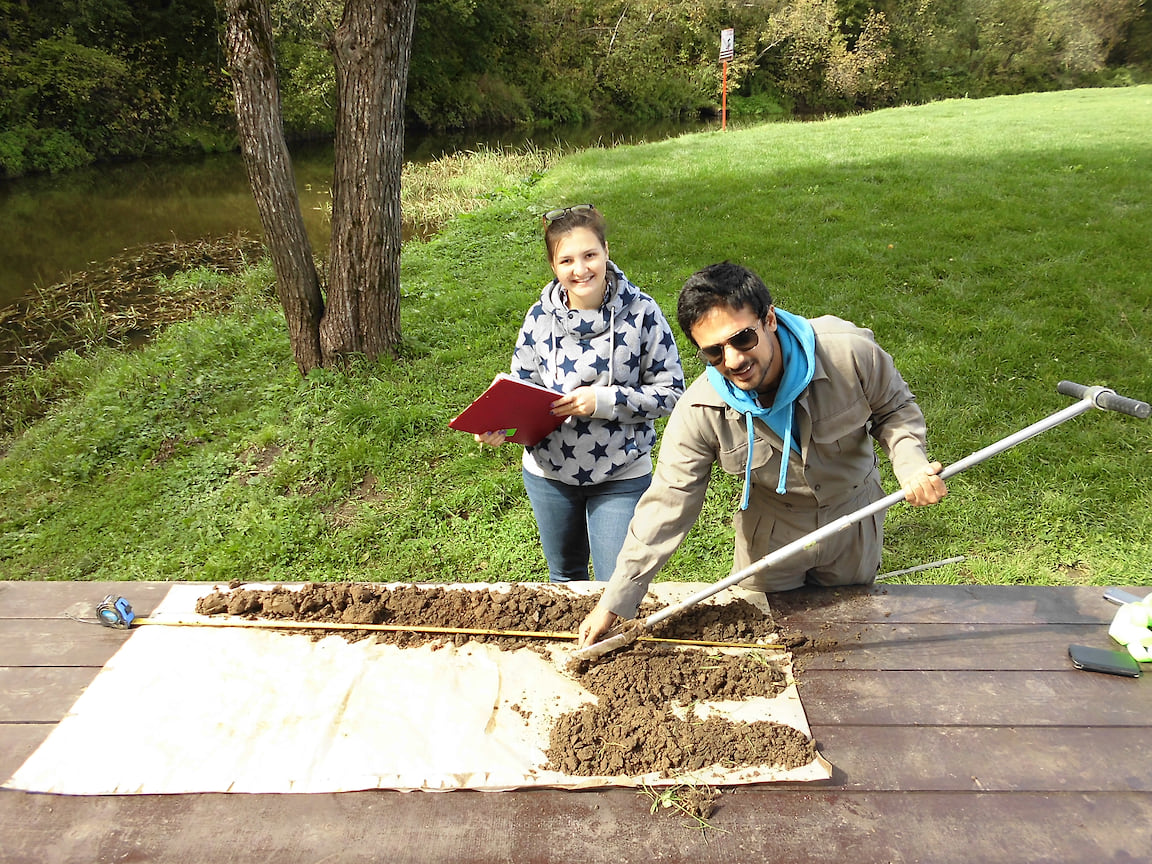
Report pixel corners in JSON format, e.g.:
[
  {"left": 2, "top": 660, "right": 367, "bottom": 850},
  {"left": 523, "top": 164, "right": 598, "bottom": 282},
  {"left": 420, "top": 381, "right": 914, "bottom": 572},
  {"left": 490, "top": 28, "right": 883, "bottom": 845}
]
[
  {"left": 96, "top": 594, "right": 136, "bottom": 629},
  {"left": 91, "top": 593, "right": 784, "bottom": 651}
]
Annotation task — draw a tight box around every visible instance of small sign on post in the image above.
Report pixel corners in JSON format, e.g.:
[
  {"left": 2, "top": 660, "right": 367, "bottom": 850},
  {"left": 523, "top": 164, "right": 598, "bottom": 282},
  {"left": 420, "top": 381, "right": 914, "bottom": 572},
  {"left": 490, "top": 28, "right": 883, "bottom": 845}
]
[
  {"left": 719, "top": 28, "right": 734, "bottom": 61},
  {"left": 718, "top": 28, "right": 734, "bottom": 130}
]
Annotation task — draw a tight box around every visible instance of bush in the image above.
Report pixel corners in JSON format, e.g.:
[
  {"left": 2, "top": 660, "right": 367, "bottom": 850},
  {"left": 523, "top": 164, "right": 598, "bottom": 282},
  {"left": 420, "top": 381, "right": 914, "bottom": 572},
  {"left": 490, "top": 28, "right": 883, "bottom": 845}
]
[
  {"left": 28, "top": 128, "right": 93, "bottom": 173},
  {"left": 598, "top": 70, "right": 708, "bottom": 122},
  {"left": 0, "top": 127, "right": 31, "bottom": 177},
  {"left": 0, "top": 125, "right": 97, "bottom": 176},
  {"left": 532, "top": 80, "right": 596, "bottom": 125},
  {"left": 473, "top": 74, "right": 533, "bottom": 127},
  {"left": 727, "top": 93, "right": 790, "bottom": 119}
]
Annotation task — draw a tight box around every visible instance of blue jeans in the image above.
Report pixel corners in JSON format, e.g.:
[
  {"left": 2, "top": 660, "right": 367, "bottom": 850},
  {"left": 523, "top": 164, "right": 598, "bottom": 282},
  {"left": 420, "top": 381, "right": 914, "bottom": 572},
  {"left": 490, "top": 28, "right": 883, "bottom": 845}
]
[{"left": 522, "top": 470, "right": 652, "bottom": 583}]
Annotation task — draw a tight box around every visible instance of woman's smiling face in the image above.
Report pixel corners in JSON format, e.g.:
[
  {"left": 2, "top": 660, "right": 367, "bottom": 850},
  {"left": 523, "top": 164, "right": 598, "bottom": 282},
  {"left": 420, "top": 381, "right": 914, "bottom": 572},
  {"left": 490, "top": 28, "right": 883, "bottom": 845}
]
[{"left": 550, "top": 226, "right": 609, "bottom": 310}]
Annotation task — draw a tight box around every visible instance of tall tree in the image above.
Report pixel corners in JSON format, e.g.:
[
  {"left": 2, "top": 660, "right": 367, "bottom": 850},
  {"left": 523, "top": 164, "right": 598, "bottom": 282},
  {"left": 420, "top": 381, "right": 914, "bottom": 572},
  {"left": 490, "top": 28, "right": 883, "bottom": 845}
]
[{"left": 221, "top": 0, "right": 417, "bottom": 373}]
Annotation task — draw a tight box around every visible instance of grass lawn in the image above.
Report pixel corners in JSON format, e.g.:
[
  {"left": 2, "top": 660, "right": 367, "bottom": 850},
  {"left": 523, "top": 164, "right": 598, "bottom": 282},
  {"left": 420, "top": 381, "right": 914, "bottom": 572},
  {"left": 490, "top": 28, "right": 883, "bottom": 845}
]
[{"left": 1, "top": 86, "right": 1150, "bottom": 588}]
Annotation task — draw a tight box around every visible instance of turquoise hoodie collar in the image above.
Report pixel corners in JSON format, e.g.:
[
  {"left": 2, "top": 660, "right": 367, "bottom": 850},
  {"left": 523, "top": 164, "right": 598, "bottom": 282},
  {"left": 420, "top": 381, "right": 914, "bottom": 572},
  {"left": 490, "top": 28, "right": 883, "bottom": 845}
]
[{"left": 705, "top": 308, "right": 816, "bottom": 507}]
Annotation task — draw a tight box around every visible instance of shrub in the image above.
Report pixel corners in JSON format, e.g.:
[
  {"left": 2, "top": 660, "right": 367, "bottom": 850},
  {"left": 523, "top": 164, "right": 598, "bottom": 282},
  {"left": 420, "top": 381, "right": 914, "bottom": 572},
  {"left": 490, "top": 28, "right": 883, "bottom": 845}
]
[
  {"left": 0, "top": 127, "right": 31, "bottom": 177},
  {"left": 27, "top": 128, "right": 93, "bottom": 173},
  {"left": 532, "top": 80, "right": 596, "bottom": 125}
]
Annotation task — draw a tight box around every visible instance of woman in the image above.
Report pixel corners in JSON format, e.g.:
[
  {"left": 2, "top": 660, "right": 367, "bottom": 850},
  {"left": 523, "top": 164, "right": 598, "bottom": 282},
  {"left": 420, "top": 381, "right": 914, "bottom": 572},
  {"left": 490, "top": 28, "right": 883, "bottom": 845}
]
[{"left": 476, "top": 204, "right": 685, "bottom": 582}]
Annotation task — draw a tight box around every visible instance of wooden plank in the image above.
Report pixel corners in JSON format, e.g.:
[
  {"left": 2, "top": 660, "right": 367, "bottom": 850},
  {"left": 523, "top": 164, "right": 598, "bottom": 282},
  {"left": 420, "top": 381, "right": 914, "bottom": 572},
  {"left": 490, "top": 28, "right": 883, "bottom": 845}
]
[
  {"left": 770, "top": 584, "right": 1137, "bottom": 625},
  {"left": 0, "top": 789, "right": 1148, "bottom": 863},
  {"left": 810, "top": 725, "right": 1152, "bottom": 792},
  {"left": 1, "top": 581, "right": 1148, "bottom": 864},
  {"left": 5, "top": 581, "right": 1135, "bottom": 625},
  {"left": 7, "top": 724, "right": 1145, "bottom": 798},
  {"left": 0, "top": 619, "right": 131, "bottom": 667},
  {"left": 793, "top": 621, "right": 1107, "bottom": 670},
  {"left": 0, "top": 724, "right": 55, "bottom": 782},
  {"left": 800, "top": 669, "right": 1150, "bottom": 726},
  {"left": 0, "top": 667, "right": 102, "bottom": 722},
  {"left": 20, "top": 616, "right": 1109, "bottom": 672},
  {"left": 0, "top": 581, "right": 173, "bottom": 618}
]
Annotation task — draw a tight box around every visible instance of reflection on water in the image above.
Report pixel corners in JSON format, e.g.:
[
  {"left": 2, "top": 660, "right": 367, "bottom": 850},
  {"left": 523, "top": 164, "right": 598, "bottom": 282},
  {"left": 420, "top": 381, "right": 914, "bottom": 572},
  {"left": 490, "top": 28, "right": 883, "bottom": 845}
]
[
  {"left": 0, "top": 149, "right": 327, "bottom": 310},
  {"left": 0, "top": 118, "right": 723, "bottom": 308}
]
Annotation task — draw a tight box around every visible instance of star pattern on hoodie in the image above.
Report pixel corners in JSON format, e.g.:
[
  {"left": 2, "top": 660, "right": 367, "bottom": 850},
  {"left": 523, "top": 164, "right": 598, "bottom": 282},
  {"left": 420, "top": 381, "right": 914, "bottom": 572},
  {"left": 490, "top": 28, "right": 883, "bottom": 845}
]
[{"left": 513, "top": 263, "right": 685, "bottom": 486}]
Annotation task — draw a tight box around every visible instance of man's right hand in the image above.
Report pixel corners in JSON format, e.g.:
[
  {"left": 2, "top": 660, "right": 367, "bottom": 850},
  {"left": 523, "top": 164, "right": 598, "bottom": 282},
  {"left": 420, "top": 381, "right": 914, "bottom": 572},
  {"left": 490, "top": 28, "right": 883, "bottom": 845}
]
[{"left": 577, "top": 604, "right": 620, "bottom": 648}]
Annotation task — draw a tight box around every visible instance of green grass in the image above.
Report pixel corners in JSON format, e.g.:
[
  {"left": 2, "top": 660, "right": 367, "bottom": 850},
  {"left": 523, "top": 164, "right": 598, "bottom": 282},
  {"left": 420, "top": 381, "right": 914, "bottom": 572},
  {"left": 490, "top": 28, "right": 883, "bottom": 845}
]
[{"left": 1, "top": 87, "right": 1150, "bottom": 587}]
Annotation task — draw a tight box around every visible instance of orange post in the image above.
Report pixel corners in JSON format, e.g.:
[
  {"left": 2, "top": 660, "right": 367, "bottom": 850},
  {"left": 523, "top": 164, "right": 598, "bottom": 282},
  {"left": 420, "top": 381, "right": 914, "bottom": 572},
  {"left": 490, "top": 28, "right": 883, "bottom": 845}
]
[{"left": 722, "top": 60, "right": 728, "bottom": 130}]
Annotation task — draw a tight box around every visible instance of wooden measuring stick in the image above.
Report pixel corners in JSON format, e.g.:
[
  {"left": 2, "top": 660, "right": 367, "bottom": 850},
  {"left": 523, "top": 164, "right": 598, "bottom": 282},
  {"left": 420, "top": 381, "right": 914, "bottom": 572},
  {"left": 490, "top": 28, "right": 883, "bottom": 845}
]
[{"left": 134, "top": 616, "right": 783, "bottom": 650}]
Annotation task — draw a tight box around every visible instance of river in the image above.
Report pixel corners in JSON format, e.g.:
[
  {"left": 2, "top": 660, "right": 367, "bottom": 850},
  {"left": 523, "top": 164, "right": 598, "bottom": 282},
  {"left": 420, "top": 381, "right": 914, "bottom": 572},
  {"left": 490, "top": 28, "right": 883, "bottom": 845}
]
[{"left": 0, "top": 118, "right": 722, "bottom": 309}]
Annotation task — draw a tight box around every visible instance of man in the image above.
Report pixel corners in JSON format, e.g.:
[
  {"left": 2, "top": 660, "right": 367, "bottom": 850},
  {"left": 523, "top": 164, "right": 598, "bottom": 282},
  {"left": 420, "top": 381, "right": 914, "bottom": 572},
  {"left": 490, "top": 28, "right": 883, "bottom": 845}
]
[{"left": 578, "top": 262, "right": 947, "bottom": 646}]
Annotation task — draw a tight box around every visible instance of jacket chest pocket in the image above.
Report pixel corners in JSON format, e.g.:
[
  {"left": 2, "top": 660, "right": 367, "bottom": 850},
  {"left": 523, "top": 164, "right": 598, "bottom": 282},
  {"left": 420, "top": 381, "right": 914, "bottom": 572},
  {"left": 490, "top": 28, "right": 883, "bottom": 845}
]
[
  {"left": 717, "top": 431, "right": 776, "bottom": 477},
  {"left": 809, "top": 397, "right": 871, "bottom": 454}
]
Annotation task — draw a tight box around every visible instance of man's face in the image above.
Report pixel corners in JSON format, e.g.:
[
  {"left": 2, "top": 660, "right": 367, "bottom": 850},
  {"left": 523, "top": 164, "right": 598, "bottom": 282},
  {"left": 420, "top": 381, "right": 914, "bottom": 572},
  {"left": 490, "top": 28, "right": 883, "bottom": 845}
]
[{"left": 690, "top": 304, "right": 782, "bottom": 393}]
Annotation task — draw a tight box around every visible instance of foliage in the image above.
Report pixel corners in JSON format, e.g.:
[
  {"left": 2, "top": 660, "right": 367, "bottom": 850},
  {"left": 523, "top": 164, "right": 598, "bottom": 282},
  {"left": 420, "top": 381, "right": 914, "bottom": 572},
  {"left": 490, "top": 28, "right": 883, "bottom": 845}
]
[
  {"left": 0, "top": 0, "right": 230, "bottom": 175},
  {"left": 405, "top": 0, "right": 546, "bottom": 129},
  {"left": 1, "top": 88, "right": 1150, "bottom": 587},
  {"left": 754, "top": 0, "right": 892, "bottom": 112},
  {"left": 893, "top": 0, "right": 1150, "bottom": 100},
  {"left": 3, "top": 0, "right": 1148, "bottom": 174}
]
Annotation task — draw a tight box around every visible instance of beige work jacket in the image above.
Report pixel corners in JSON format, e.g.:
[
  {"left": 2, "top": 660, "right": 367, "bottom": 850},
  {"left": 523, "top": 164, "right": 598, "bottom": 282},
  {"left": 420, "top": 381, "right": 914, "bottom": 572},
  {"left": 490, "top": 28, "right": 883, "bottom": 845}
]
[{"left": 599, "top": 315, "right": 934, "bottom": 618}]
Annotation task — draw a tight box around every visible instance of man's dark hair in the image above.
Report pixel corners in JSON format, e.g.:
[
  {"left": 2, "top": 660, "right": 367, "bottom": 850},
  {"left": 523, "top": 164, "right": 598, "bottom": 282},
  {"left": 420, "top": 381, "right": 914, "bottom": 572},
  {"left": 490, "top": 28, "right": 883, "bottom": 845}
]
[{"left": 676, "top": 262, "right": 774, "bottom": 345}]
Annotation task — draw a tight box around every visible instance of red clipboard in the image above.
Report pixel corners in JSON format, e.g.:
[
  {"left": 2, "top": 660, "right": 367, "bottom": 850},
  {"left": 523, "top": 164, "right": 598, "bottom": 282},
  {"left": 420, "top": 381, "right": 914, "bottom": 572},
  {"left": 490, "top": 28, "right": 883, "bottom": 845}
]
[{"left": 449, "top": 374, "right": 565, "bottom": 446}]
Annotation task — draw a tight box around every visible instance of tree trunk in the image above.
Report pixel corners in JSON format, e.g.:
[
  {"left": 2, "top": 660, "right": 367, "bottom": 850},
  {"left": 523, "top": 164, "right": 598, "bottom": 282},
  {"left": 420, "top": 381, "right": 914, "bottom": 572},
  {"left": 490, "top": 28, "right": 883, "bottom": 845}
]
[
  {"left": 322, "top": 0, "right": 416, "bottom": 364},
  {"left": 222, "top": 0, "right": 324, "bottom": 374}
]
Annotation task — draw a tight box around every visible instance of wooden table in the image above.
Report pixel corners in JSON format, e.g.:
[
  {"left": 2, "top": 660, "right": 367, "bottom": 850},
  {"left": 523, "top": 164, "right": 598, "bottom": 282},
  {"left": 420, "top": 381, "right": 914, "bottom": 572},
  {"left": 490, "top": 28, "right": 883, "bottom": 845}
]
[{"left": 2, "top": 581, "right": 1149, "bottom": 862}]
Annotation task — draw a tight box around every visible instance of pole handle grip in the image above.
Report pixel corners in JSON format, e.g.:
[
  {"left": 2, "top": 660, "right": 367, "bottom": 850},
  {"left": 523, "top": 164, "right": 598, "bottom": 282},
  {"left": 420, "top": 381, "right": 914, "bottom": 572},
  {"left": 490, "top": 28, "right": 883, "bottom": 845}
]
[{"left": 1058, "top": 381, "right": 1150, "bottom": 419}]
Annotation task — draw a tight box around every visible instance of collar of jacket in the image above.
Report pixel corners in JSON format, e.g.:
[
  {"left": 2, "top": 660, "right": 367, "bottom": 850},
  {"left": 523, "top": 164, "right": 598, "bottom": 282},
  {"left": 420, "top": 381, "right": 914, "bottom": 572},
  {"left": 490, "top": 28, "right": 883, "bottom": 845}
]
[{"left": 691, "top": 334, "right": 829, "bottom": 506}]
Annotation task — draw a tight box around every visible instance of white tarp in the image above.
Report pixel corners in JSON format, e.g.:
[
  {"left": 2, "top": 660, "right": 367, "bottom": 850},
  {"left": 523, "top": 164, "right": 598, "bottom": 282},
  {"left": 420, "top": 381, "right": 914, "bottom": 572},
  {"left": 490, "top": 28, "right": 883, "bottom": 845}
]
[{"left": 4, "top": 582, "right": 831, "bottom": 794}]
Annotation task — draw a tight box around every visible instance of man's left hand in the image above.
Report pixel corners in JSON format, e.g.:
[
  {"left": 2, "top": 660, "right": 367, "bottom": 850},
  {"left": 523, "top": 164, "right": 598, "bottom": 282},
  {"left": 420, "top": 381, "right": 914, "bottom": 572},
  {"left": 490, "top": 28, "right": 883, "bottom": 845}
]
[{"left": 904, "top": 461, "right": 947, "bottom": 506}]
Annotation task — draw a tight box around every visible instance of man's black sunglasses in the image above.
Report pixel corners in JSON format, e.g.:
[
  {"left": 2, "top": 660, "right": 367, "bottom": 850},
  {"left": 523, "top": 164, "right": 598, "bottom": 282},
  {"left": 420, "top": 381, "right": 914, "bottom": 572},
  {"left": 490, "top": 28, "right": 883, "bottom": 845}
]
[{"left": 697, "top": 325, "right": 760, "bottom": 365}]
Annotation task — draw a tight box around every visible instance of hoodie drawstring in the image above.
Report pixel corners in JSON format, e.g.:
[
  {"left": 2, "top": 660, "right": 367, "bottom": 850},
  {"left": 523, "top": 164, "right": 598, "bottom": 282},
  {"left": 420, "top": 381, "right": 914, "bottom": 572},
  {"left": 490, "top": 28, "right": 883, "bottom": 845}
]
[
  {"left": 740, "top": 413, "right": 755, "bottom": 509},
  {"left": 738, "top": 401, "right": 792, "bottom": 507},
  {"left": 704, "top": 309, "right": 816, "bottom": 511}
]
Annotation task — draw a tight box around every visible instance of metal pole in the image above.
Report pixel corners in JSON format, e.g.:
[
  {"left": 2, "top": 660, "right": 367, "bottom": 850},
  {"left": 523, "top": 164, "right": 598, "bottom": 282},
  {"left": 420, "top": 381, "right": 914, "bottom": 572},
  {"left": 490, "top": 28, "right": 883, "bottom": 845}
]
[
  {"left": 876, "top": 555, "right": 967, "bottom": 581},
  {"left": 642, "top": 396, "right": 1097, "bottom": 629},
  {"left": 575, "top": 382, "right": 1150, "bottom": 660}
]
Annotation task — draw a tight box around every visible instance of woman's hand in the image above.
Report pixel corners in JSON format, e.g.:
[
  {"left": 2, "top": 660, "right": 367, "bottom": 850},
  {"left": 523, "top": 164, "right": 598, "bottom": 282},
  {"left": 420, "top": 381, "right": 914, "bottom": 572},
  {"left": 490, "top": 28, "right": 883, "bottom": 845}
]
[
  {"left": 550, "top": 386, "right": 597, "bottom": 418},
  {"left": 474, "top": 430, "right": 509, "bottom": 448}
]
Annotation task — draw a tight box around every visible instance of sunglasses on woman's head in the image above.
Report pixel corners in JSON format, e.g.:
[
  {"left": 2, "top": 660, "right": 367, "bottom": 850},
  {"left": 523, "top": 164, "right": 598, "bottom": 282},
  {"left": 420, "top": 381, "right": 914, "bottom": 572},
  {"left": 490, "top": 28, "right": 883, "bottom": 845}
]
[
  {"left": 696, "top": 325, "right": 760, "bottom": 365},
  {"left": 543, "top": 204, "right": 595, "bottom": 225}
]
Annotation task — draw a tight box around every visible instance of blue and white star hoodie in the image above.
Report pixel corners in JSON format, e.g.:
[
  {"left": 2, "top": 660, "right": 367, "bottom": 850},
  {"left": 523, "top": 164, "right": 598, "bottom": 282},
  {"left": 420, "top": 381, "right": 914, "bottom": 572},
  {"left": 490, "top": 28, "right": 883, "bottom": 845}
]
[{"left": 511, "top": 260, "right": 685, "bottom": 486}]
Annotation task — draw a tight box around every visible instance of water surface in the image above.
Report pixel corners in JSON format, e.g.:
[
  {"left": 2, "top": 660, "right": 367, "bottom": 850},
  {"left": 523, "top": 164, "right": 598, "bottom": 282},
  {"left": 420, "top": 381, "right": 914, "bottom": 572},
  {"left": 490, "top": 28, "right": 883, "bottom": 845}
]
[{"left": 0, "top": 118, "right": 723, "bottom": 308}]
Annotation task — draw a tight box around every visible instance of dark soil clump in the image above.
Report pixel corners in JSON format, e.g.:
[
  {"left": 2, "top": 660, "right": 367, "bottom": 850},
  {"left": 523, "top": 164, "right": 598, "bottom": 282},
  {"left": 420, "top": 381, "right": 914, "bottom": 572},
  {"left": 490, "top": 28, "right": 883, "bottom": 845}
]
[
  {"left": 551, "top": 643, "right": 814, "bottom": 778},
  {"left": 672, "top": 785, "right": 721, "bottom": 822},
  {"left": 198, "top": 582, "right": 601, "bottom": 647}
]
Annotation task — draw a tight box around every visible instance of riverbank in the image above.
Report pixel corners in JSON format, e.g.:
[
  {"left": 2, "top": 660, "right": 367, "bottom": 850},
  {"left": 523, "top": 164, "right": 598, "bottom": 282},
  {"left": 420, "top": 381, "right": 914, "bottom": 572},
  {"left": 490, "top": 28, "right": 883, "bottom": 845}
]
[
  {"left": 0, "top": 120, "right": 718, "bottom": 308},
  {"left": 1, "top": 87, "right": 1150, "bottom": 587}
]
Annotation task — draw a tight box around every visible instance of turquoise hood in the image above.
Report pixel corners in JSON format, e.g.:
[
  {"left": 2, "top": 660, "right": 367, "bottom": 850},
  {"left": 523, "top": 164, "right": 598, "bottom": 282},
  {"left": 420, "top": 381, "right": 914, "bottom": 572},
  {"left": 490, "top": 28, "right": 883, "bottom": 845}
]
[{"left": 705, "top": 308, "right": 816, "bottom": 508}]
